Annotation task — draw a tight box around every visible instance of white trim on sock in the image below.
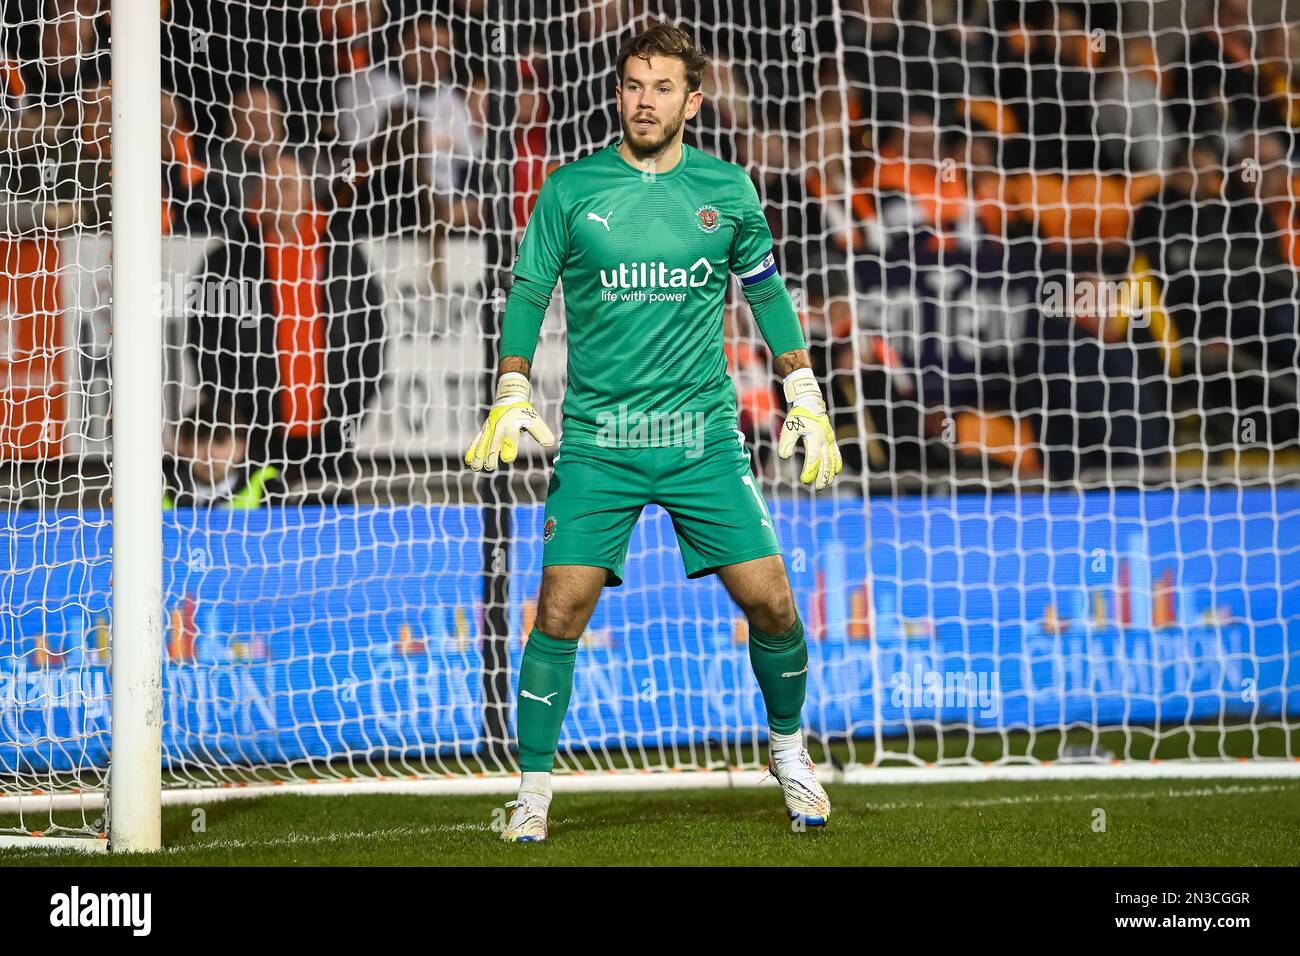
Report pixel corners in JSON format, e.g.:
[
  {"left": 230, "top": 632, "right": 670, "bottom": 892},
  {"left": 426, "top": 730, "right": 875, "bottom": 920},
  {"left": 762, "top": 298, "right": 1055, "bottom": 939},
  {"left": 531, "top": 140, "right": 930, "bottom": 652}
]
[
  {"left": 520, "top": 771, "right": 553, "bottom": 797},
  {"left": 769, "top": 729, "right": 803, "bottom": 757}
]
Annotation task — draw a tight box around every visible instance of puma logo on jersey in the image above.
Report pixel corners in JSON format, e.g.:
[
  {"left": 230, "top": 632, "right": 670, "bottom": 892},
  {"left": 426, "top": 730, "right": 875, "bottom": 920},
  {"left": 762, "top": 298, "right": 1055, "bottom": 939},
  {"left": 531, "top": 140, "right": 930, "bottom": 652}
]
[
  {"left": 586, "top": 210, "right": 613, "bottom": 231},
  {"left": 780, "top": 665, "right": 808, "bottom": 678},
  {"left": 521, "top": 689, "right": 558, "bottom": 706}
]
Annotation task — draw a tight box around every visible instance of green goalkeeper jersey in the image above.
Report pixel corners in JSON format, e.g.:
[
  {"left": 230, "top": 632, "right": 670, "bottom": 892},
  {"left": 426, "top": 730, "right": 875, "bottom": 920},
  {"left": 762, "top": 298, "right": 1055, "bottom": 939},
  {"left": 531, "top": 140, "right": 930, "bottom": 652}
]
[{"left": 503, "top": 140, "right": 806, "bottom": 448}]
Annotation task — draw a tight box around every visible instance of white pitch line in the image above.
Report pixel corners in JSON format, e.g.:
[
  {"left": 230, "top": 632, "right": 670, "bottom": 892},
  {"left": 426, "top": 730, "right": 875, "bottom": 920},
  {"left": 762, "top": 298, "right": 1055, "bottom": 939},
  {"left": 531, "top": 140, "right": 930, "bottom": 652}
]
[
  {"left": 152, "top": 817, "right": 579, "bottom": 855},
  {"left": 0, "top": 819, "right": 583, "bottom": 856},
  {"left": 860, "top": 781, "right": 1298, "bottom": 813}
]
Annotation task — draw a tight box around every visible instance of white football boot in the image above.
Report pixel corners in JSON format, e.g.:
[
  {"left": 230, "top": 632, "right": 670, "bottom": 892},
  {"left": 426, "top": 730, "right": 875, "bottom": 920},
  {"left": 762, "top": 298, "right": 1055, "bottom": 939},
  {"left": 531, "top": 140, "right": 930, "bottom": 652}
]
[
  {"left": 767, "top": 746, "right": 831, "bottom": 827},
  {"left": 501, "top": 788, "right": 550, "bottom": 843}
]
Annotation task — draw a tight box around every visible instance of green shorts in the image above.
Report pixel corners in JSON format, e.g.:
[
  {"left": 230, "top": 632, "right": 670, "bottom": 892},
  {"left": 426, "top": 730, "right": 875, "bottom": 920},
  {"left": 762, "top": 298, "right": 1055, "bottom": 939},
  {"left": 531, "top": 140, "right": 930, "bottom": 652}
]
[{"left": 541, "top": 430, "right": 781, "bottom": 587}]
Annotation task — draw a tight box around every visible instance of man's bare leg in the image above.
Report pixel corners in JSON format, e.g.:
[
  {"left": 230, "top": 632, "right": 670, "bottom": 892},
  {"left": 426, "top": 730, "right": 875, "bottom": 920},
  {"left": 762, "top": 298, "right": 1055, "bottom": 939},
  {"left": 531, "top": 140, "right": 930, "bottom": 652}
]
[
  {"left": 718, "top": 555, "right": 831, "bottom": 826},
  {"left": 503, "top": 565, "right": 606, "bottom": 842}
]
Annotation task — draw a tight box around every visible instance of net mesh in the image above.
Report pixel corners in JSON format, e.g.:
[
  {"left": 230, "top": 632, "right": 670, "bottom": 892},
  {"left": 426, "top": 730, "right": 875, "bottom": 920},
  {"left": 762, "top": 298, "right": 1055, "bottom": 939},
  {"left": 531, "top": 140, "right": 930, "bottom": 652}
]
[{"left": 1, "top": 0, "right": 1298, "bottom": 839}]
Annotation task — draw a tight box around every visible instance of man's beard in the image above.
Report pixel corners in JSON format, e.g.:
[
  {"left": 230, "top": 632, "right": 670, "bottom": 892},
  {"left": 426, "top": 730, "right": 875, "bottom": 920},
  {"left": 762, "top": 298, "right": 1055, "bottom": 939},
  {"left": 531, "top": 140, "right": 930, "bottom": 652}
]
[{"left": 620, "top": 108, "right": 686, "bottom": 162}]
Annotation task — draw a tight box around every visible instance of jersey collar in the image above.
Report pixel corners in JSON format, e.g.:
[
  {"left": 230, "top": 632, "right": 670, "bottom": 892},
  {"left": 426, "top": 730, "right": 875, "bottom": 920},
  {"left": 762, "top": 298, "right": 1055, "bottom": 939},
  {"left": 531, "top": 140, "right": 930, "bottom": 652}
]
[{"left": 611, "top": 139, "right": 691, "bottom": 181}]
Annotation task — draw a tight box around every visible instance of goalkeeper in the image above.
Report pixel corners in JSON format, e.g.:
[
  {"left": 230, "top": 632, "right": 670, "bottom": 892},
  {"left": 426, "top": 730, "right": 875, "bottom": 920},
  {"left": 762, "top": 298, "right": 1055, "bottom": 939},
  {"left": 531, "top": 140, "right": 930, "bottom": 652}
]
[{"left": 465, "top": 21, "right": 841, "bottom": 842}]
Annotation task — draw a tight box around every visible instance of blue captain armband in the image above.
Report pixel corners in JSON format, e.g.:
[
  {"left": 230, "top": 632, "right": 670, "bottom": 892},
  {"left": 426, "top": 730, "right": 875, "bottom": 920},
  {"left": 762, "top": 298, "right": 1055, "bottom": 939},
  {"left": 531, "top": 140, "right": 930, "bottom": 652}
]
[{"left": 737, "top": 250, "right": 779, "bottom": 286}]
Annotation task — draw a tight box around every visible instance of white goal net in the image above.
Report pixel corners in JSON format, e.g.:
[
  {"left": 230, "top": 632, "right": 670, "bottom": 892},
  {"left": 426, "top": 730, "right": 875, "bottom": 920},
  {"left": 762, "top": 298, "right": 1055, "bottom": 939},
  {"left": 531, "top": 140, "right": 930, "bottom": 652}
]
[{"left": 2, "top": 0, "right": 1298, "bottom": 843}]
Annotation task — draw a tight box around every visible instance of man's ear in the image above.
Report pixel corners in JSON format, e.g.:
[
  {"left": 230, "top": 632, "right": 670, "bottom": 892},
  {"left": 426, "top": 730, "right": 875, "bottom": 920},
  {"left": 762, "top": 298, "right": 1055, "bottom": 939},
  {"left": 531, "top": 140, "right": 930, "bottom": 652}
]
[{"left": 685, "top": 89, "right": 704, "bottom": 121}]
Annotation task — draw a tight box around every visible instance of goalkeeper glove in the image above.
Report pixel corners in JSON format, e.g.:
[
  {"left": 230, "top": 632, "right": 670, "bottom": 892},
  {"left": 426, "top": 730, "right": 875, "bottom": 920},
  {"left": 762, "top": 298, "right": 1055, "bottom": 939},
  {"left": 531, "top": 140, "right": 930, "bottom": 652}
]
[
  {"left": 465, "top": 372, "right": 555, "bottom": 472},
  {"left": 777, "top": 367, "right": 842, "bottom": 491}
]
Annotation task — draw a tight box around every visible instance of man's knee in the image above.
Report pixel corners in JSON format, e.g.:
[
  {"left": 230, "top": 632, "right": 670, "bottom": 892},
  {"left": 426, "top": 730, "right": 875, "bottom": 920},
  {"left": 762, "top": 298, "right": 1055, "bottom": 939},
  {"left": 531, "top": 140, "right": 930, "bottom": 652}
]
[
  {"left": 534, "top": 599, "right": 587, "bottom": 640},
  {"left": 744, "top": 585, "right": 796, "bottom": 635},
  {"left": 534, "top": 567, "right": 605, "bottom": 639}
]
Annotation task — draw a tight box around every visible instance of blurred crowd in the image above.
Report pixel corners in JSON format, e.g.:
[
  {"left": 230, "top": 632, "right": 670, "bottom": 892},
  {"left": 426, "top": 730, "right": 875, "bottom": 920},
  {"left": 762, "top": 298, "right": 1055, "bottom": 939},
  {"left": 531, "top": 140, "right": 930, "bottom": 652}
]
[
  {"left": 753, "top": 0, "right": 1300, "bottom": 481},
  {"left": 2, "top": 0, "right": 1300, "bottom": 499}
]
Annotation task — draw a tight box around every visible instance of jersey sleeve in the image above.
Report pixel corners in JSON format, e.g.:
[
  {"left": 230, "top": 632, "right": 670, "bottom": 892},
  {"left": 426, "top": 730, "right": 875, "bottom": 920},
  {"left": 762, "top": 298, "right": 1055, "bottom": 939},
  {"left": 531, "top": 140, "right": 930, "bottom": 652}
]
[
  {"left": 729, "top": 171, "right": 780, "bottom": 286},
  {"left": 512, "top": 174, "right": 570, "bottom": 289},
  {"left": 729, "top": 170, "right": 806, "bottom": 357}
]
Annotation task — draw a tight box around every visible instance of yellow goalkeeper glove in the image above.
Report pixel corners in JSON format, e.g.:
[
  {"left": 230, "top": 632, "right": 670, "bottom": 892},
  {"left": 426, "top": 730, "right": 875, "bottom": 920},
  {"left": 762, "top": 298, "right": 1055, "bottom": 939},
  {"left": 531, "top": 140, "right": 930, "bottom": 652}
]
[
  {"left": 465, "top": 372, "right": 555, "bottom": 472},
  {"left": 777, "top": 368, "right": 842, "bottom": 491}
]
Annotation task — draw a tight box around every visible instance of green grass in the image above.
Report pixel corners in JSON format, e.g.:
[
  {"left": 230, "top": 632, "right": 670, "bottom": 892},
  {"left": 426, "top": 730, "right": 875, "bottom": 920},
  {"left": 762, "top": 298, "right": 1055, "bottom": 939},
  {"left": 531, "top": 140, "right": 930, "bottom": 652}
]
[
  {"left": 4, "top": 725, "right": 1296, "bottom": 865},
  {"left": 3, "top": 777, "right": 1298, "bottom": 866}
]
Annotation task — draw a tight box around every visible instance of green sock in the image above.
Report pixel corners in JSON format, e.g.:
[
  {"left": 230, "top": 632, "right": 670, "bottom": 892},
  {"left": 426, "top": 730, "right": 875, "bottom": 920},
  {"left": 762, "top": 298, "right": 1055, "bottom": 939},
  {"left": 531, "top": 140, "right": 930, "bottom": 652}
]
[
  {"left": 516, "top": 628, "right": 578, "bottom": 772},
  {"left": 748, "top": 614, "right": 808, "bottom": 735}
]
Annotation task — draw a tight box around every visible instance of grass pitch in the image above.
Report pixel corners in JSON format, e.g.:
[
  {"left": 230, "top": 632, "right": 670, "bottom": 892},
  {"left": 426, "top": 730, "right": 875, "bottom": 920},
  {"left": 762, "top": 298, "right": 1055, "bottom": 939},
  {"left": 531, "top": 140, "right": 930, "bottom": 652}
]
[{"left": 2, "top": 776, "right": 1298, "bottom": 866}]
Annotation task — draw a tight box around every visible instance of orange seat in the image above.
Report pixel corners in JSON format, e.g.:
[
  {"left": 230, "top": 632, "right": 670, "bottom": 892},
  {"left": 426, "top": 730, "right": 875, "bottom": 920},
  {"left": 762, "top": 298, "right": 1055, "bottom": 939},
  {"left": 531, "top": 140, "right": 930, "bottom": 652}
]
[{"left": 1003, "top": 172, "right": 1161, "bottom": 246}]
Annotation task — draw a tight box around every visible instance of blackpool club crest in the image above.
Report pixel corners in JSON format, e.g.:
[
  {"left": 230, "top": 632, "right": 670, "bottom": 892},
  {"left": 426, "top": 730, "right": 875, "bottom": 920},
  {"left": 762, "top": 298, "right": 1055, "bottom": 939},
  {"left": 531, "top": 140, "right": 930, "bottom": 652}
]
[{"left": 695, "top": 203, "right": 720, "bottom": 233}]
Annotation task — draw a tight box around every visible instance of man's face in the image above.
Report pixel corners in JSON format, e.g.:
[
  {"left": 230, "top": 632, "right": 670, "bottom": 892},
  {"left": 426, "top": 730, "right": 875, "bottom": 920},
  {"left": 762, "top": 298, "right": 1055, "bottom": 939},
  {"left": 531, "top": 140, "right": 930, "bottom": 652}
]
[
  {"left": 232, "top": 88, "right": 286, "bottom": 153},
  {"left": 1191, "top": 149, "right": 1224, "bottom": 199},
  {"left": 616, "top": 54, "right": 701, "bottom": 161},
  {"left": 43, "top": 3, "right": 97, "bottom": 76},
  {"left": 181, "top": 433, "right": 244, "bottom": 486},
  {"left": 402, "top": 22, "right": 453, "bottom": 88}
]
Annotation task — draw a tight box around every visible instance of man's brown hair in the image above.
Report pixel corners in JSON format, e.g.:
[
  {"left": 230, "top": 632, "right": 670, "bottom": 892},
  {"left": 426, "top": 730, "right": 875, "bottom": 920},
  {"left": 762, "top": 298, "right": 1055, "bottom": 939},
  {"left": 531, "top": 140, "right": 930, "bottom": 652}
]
[{"left": 616, "top": 20, "right": 707, "bottom": 93}]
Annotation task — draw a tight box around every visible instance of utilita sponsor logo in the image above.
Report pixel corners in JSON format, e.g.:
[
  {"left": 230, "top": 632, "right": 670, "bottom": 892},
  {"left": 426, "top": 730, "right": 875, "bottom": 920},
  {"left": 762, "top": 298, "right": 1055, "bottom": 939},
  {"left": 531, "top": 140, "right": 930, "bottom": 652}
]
[
  {"left": 49, "top": 886, "right": 152, "bottom": 936},
  {"left": 599, "top": 258, "right": 714, "bottom": 290}
]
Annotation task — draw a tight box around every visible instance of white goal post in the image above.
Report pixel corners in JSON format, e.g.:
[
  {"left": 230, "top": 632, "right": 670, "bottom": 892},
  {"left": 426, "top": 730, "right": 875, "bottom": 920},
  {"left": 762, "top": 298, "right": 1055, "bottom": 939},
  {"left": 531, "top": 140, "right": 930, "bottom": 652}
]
[
  {"left": 106, "top": 0, "right": 163, "bottom": 854},
  {"left": 0, "top": 0, "right": 163, "bottom": 854},
  {"left": 2, "top": 0, "right": 1299, "bottom": 852}
]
